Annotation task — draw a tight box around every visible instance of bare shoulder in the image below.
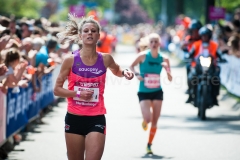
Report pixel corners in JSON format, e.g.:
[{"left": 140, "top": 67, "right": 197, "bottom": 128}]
[
  {"left": 138, "top": 50, "right": 148, "bottom": 57},
  {"left": 101, "top": 52, "right": 112, "bottom": 59},
  {"left": 62, "top": 54, "right": 74, "bottom": 67},
  {"left": 135, "top": 50, "right": 147, "bottom": 63},
  {"left": 101, "top": 53, "right": 113, "bottom": 68}
]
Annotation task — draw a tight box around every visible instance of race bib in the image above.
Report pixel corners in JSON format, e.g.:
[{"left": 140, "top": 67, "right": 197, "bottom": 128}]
[
  {"left": 73, "top": 82, "right": 100, "bottom": 106},
  {"left": 144, "top": 74, "right": 160, "bottom": 88}
]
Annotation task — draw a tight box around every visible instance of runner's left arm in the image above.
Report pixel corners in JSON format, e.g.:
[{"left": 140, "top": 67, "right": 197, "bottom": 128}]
[
  {"left": 104, "top": 54, "right": 134, "bottom": 80},
  {"left": 162, "top": 57, "right": 173, "bottom": 82}
]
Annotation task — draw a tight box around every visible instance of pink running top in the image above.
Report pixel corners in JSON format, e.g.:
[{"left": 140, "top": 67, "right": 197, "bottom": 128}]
[{"left": 67, "top": 50, "right": 107, "bottom": 116}]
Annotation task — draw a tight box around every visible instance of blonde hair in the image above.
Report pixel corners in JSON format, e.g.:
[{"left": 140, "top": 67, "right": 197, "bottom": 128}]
[
  {"left": 148, "top": 33, "right": 161, "bottom": 42},
  {"left": 57, "top": 13, "right": 101, "bottom": 44},
  {"left": 138, "top": 36, "right": 149, "bottom": 52}
]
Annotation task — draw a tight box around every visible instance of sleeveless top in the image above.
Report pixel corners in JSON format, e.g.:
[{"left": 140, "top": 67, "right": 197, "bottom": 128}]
[
  {"left": 67, "top": 50, "right": 107, "bottom": 116},
  {"left": 139, "top": 51, "right": 163, "bottom": 93}
]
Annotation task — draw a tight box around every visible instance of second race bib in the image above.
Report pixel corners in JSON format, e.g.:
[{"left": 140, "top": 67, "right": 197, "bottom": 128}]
[{"left": 144, "top": 74, "right": 160, "bottom": 89}]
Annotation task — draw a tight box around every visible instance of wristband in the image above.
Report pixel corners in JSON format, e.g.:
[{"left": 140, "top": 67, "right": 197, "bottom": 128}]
[
  {"left": 166, "top": 67, "right": 170, "bottom": 73},
  {"left": 135, "top": 72, "right": 140, "bottom": 76},
  {"left": 122, "top": 69, "right": 128, "bottom": 76},
  {"left": 76, "top": 91, "right": 81, "bottom": 98}
]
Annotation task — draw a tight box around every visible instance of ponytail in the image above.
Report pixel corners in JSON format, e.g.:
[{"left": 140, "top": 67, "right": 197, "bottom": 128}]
[
  {"left": 57, "top": 13, "right": 101, "bottom": 45},
  {"left": 57, "top": 13, "right": 80, "bottom": 44}
]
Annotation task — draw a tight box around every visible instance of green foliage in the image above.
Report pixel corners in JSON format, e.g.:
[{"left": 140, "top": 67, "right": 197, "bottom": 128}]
[
  {"left": 217, "top": 0, "right": 240, "bottom": 11},
  {"left": 139, "top": 0, "right": 161, "bottom": 21},
  {"left": 63, "top": 0, "right": 79, "bottom": 6},
  {"left": 49, "top": 7, "right": 68, "bottom": 22},
  {"left": 0, "top": 0, "right": 44, "bottom": 18}
]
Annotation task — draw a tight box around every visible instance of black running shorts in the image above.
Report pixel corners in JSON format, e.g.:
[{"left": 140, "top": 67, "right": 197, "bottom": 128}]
[
  {"left": 137, "top": 90, "right": 163, "bottom": 102},
  {"left": 65, "top": 113, "right": 106, "bottom": 136}
]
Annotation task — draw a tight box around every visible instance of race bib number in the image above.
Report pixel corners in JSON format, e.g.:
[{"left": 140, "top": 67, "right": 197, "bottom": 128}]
[
  {"left": 73, "top": 86, "right": 99, "bottom": 103},
  {"left": 144, "top": 74, "right": 160, "bottom": 89}
]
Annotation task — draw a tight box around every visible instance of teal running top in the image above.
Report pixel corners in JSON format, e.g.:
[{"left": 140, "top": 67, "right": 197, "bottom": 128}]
[{"left": 138, "top": 51, "right": 163, "bottom": 93}]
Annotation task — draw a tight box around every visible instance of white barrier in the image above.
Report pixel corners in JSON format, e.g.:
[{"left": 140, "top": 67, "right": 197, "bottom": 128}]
[
  {"left": 0, "top": 91, "right": 6, "bottom": 146},
  {"left": 220, "top": 55, "right": 240, "bottom": 97}
]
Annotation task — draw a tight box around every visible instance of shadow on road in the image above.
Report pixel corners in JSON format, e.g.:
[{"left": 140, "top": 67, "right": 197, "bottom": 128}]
[
  {"left": 159, "top": 114, "right": 240, "bottom": 134},
  {"left": 129, "top": 114, "right": 240, "bottom": 134},
  {"left": 141, "top": 153, "right": 173, "bottom": 159}
]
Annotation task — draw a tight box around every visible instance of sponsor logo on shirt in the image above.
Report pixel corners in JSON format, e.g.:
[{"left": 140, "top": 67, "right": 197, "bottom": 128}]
[{"left": 78, "top": 68, "right": 103, "bottom": 74}]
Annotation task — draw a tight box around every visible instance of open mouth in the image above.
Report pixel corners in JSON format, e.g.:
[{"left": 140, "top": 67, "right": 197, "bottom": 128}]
[{"left": 87, "top": 37, "right": 93, "bottom": 40}]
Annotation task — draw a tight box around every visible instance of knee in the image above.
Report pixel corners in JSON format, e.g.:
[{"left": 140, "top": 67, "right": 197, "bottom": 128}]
[
  {"left": 145, "top": 118, "right": 151, "bottom": 123},
  {"left": 151, "top": 116, "right": 160, "bottom": 126}
]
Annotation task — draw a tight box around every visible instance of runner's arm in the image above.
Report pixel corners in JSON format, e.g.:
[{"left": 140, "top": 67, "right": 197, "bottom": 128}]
[
  {"left": 104, "top": 54, "right": 133, "bottom": 79},
  {"left": 54, "top": 56, "right": 76, "bottom": 98},
  {"left": 129, "top": 52, "right": 145, "bottom": 75},
  {"left": 163, "top": 57, "right": 173, "bottom": 82}
]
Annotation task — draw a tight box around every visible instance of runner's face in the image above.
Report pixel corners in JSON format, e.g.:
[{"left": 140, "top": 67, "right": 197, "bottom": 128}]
[
  {"left": 149, "top": 38, "right": 160, "bottom": 50},
  {"left": 80, "top": 23, "right": 100, "bottom": 45}
]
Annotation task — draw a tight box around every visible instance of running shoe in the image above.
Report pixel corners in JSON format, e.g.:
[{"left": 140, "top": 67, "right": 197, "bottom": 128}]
[
  {"left": 146, "top": 143, "right": 153, "bottom": 154},
  {"left": 142, "top": 121, "right": 148, "bottom": 131}
]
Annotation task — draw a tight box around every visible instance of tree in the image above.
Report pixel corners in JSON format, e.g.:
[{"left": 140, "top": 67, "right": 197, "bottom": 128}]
[
  {"left": 138, "top": 0, "right": 161, "bottom": 21},
  {"left": 217, "top": 0, "right": 240, "bottom": 11},
  {"left": 0, "top": 0, "right": 44, "bottom": 18}
]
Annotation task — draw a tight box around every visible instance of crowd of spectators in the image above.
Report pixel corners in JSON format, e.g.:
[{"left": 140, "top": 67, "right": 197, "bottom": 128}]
[
  {"left": 0, "top": 15, "right": 73, "bottom": 96},
  {"left": 170, "top": 8, "right": 240, "bottom": 59},
  {"left": 0, "top": 15, "right": 76, "bottom": 145}
]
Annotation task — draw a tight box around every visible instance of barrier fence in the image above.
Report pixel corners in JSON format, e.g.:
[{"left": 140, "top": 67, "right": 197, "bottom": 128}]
[
  {"left": 0, "top": 66, "right": 60, "bottom": 147},
  {"left": 219, "top": 55, "right": 240, "bottom": 97}
]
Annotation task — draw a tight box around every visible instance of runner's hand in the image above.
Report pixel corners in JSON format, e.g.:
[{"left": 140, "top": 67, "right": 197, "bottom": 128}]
[
  {"left": 80, "top": 90, "right": 94, "bottom": 101},
  {"left": 123, "top": 70, "right": 134, "bottom": 80},
  {"left": 136, "top": 75, "right": 144, "bottom": 81}
]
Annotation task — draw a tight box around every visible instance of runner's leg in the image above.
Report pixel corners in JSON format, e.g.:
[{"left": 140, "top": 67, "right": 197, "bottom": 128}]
[
  {"left": 65, "top": 133, "right": 85, "bottom": 160},
  {"left": 151, "top": 100, "right": 162, "bottom": 127},
  {"left": 140, "top": 100, "right": 152, "bottom": 130},
  {"left": 85, "top": 132, "right": 106, "bottom": 160},
  {"left": 147, "top": 100, "right": 162, "bottom": 153},
  {"left": 140, "top": 100, "right": 152, "bottom": 123}
]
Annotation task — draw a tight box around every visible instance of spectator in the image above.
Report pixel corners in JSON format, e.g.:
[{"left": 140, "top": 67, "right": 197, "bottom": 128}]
[
  {"left": 0, "top": 63, "right": 8, "bottom": 78},
  {"left": 20, "top": 22, "right": 33, "bottom": 39},
  {"left": 1, "top": 48, "right": 27, "bottom": 93},
  {"left": 31, "top": 37, "right": 45, "bottom": 92},
  {"left": 35, "top": 37, "right": 57, "bottom": 67},
  {"left": 0, "top": 17, "right": 10, "bottom": 28},
  {"left": 228, "top": 34, "right": 240, "bottom": 58},
  {"left": 21, "top": 37, "right": 33, "bottom": 56},
  {"left": 217, "top": 34, "right": 229, "bottom": 54},
  {"left": 9, "top": 19, "right": 22, "bottom": 40},
  {"left": 0, "top": 35, "right": 10, "bottom": 52},
  {"left": 96, "top": 29, "right": 114, "bottom": 54}
]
